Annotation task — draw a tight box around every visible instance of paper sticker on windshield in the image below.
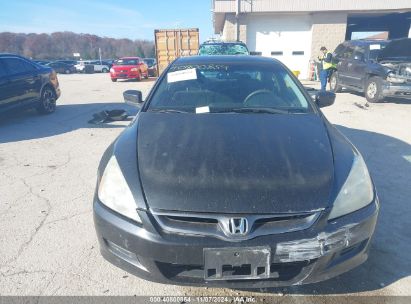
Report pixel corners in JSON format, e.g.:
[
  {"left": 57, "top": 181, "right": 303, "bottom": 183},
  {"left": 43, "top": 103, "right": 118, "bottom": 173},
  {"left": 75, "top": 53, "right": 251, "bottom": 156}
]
[
  {"left": 196, "top": 106, "right": 210, "bottom": 114},
  {"left": 167, "top": 68, "right": 197, "bottom": 83},
  {"left": 370, "top": 44, "right": 381, "bottom": 50}
]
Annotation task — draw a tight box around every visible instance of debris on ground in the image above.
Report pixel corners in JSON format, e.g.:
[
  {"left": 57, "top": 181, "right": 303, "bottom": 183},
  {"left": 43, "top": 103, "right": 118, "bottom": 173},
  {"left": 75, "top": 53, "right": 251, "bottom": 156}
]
[
  {"left": 88, "top": 109, "right": 129, "bottom": 124},
  {"left": 354, "top": 102, "right": 369, "bottom": 110}
]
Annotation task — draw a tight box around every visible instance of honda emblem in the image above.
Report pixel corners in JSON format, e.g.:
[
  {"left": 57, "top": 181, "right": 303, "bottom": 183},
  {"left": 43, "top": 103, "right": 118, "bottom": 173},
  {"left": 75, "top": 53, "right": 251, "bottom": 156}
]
[{"left": 228, "top": 218, "right": 249, "bottom": 235}]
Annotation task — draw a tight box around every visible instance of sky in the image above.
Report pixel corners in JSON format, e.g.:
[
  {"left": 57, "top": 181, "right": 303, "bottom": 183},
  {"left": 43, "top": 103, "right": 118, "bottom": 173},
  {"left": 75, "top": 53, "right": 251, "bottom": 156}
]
[{"left": 0, "top": 0, "right": 214, "bottom": 41}]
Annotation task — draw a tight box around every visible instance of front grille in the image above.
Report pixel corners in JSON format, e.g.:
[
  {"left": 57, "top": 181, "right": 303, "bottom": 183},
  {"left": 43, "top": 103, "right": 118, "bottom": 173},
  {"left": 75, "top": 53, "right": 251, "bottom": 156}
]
[
  {"left": 151, "top": 210, "right": 321, "bottom": 241},
  {"left": 155, "top": 260, "right": 312, "bottom": 282}
]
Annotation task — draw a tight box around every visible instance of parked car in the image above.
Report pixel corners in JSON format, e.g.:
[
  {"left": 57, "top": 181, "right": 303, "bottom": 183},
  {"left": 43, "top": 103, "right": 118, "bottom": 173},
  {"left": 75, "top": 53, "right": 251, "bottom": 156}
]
[
  {"left": 90, "top": 60, "right": 111, "bottom": 73},
  {"left": 199, "top": 40, "right": 250, "bottom": 56},
  {"left": 74, "top": 61, "right": 87, "bottom": 73},
  {"left": 0, "top": 54, "right": 61, "bottom": 115},
  {"left": 330, "top": 38, "right": 411, "bottom": 102},
  {"left": 143, "top": 58, "right": 157, "bottom": 76},
  {"left": 109, "top": 57, "right": 148, "bottom": 82},
  {"left": 54, "top": 60, "right": 78, "bottom": 65},
  {"left": 75, "top": 60, "right": 110, "bottom": 73},
  {"left": 33, "top": 60, "right": 51, "bottom": 66},
  {"left": 103, "top": 59, "right": 115, "bottom": 68},
  {"left": 93, "top": 55, "right": 379, "bottom": 287},
  {"left": 46, "top": 62, "right": 76, "bottom": 74}
]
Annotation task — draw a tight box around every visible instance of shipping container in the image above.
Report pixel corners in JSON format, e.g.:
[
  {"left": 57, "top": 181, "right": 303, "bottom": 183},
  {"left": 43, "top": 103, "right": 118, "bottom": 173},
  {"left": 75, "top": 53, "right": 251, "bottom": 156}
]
[{"left": 155, "top": 29, "right": 200, "bottom": 75}]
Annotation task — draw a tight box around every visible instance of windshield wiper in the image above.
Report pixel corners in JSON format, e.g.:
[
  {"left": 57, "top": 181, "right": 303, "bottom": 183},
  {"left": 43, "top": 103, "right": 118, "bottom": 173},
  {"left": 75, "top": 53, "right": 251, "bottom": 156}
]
[
  {"left": 216, "top": 107, "right": 290, "bottom": 114},
  {"left": 148, "top": 109, "right": 191, "bottom": 114}
]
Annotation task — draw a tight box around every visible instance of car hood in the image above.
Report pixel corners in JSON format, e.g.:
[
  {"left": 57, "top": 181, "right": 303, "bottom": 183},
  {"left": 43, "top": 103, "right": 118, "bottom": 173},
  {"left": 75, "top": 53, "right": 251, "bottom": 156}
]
[
  {"left": 378, "top": 38, "right": 411, "bottom": 62},
  {"left": 137, "top": 113, "right": 334, "bottom": 214},
  {"left": 112, "top": 65, "right": 135, "bottom": 71}
]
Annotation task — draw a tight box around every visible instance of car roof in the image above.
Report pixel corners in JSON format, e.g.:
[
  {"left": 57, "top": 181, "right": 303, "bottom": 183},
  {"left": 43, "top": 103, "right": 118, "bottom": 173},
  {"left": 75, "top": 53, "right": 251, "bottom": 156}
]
[
  {"left": 201, "top": 40, "right": 246, "bottom": 45},
  {"left": 0, "top": 53, "right": 28, "bottom": 59},
  {"left": 343, "top": 39, "right": 389, "bottom": 46},
  {"left": 174, "top": 55, "right": 281, "bottom": 66}
]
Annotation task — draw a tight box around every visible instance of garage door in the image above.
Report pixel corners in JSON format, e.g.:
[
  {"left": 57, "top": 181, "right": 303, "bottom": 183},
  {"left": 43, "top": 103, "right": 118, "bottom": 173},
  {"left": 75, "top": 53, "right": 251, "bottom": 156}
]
[{"left": 247, "top": 14, "right": 313, "bottom": 79}]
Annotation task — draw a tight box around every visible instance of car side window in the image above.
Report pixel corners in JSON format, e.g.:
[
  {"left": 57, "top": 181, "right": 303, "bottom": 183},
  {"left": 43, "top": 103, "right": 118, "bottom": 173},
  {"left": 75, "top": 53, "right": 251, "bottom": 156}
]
[
  {"left": 3, "top": 58, "right": 36, "bottom": 75},
  {"left": 333, "top": 44, "right": 346, "bottom": 59},
  {"left": 342, "top": 45, "right": 354, "bottom": 59},
  {"left": 353, "top": 46, "right": 366, "bottom": 61}
]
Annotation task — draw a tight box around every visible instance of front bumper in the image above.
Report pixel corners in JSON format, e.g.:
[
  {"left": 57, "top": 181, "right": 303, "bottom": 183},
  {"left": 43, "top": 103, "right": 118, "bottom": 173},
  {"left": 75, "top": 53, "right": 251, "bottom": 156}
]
[
  {"left": 382, "top": 81, "right": 411, "bottom": 98},
  {"left": 93, "top": 198, "right": 379, "bottom": 288},
  {"left": 110, "top": 72, "right": 140, "bottom": 80},
  {"left": 147, "top": 67, "right": 157, "bottom": 77}
]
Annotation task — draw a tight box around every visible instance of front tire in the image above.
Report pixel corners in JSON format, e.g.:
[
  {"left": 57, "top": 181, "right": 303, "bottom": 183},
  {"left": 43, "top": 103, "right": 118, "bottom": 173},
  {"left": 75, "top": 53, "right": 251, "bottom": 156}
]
[
  {"left": 111, "top": 78, "right": 117, "bottom": 82},
  {"left": 102, "top": 68, "right": 108, "bottom": 73},
  {"left": 37, "top": 86, "right": 56, "bottom": 114},
  {"left": 65, "top": 69, "right": 71, "bottom": 74},
  {"left": 329, "top": 72, "right": 342, "bottom": 93},
  {"left": 365, "top": 77, "right": 384, "bottom": 103}
]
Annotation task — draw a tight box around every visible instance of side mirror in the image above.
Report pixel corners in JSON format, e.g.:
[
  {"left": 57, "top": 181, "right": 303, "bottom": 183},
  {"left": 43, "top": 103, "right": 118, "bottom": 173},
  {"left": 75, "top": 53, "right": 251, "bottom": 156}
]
[
  {"left": 316, "top": 91, "right": 336, "bottom": 108},
  {"left": 304, "top": 87, "right": 318, "bottom": 101},
  {"left": 123, "top": 90, "right": 143, "bottom": 107}
]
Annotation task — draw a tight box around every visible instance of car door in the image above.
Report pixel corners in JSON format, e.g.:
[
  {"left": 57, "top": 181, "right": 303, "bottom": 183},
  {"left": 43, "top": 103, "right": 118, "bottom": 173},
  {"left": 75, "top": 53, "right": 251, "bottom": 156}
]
[
  {"left": 345, "top": 45, "right": 367, "bottom": 89},
  {"left": 95, "top": 61, "right": 104, "bottom": 72},
  {"left": 335, "top": 44, "right": 354, "bottom": 87},
  {"left": 51, "top": 63, "right": 63, "bottom": 73},
  {"left": 1, "top": 57, "right": 41, "bottom": 107},
  {"left": 0, "top": 59, "right": 13, "bottom": 111}
]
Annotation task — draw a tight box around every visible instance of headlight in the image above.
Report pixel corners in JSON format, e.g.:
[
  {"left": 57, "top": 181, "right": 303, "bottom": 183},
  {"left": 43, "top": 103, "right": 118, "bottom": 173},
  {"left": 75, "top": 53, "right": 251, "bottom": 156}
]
[
  {"left": 328, "top": 153, "right": 374, "bottom": 220},
  {"left": 98, "top": 156, "right": 142, "bottom": 223},
  {"left": 110, "top": 68, "right": 115, "bottom": 73},
  {"left": 130, "top": 67, "right": 138, "bottom": 72},
  {"left": 386, "top": 72, "right": 406, "bottom": 84}
]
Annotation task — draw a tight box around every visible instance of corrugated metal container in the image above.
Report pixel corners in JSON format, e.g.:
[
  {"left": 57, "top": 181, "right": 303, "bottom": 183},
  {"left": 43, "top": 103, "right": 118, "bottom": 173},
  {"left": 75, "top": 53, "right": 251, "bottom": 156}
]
[
  {"left": 155, "top": 29, "right": 200, "bottom": 75},
  {"left": 213, "top": 0, "right": 411, "bottom": 13}
]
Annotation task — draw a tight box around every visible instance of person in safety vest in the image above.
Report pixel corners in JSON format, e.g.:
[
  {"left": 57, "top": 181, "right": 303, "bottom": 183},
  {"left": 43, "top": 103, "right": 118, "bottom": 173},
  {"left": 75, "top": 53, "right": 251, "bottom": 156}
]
[{"left": 318, "top": 46, "right": 333, "bottom": 92}]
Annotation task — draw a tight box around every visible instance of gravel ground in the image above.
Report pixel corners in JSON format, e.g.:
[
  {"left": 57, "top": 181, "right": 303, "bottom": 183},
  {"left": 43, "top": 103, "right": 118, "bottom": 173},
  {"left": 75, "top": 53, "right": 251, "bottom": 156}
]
[{"left": 0, "top": 73, "right": 410, "bottom": 299}]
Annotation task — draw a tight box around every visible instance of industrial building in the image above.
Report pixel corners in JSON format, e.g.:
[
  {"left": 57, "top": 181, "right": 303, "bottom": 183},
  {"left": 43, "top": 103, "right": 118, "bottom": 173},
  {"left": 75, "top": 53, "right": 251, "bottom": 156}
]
[{"left": 212, "top": 0, "right": 411, "bottom": 78}]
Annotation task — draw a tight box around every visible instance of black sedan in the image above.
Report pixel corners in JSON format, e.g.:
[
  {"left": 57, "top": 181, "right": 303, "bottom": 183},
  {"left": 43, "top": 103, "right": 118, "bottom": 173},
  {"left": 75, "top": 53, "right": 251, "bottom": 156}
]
[
  {"left": 46, "top": 61, "right": 76, "bottom": 74},
  {"left": 93, "top": 56, "right": 379, "bottom": 287},
  {"left": 0, "top": 54, "right": 61, "bottom": 115},
  {"left": 143, "top": 58, "right": 157, "bottom": 77}
]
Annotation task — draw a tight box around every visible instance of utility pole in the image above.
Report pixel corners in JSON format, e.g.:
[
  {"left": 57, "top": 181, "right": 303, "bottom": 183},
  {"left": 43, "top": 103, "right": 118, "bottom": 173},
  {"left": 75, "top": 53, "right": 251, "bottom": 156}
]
[
  {"left": 236, "top": 0, "right": 241, "bottom": 41},
  {"left": 99, "top": 48, "right": 102, "bottom": 64}
]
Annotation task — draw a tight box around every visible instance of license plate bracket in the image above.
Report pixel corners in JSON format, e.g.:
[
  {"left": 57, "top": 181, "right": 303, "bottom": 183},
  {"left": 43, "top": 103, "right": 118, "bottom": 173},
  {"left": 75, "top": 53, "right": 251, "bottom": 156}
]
[{"left": 204, "top": 247, "right": 271, "bottom": 281}]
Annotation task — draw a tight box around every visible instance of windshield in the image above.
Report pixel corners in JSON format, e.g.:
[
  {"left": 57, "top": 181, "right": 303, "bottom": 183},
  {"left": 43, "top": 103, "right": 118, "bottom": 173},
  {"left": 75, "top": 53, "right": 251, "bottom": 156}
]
[
  {"left": 146, "top": 63, "right": 312, "bottom": 114},
  {"left": 199, "top": 44, "right": 249, "bottom": 56},
  {"left": 114, "top": 59, "right": 138, "bottom": 65},
  {"left": 144, "top": 59, "right": 155, "bottom": 66},
  {"left": 368, "top": 43, "right": 388, "bottom": 60},
  {"left": 377, "top": 39, "right": 411, "bottom": 60}
]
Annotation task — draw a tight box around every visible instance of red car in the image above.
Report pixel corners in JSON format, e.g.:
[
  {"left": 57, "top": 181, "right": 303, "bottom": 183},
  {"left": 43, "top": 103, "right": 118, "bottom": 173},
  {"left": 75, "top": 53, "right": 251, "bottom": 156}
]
[{"left": 110, "top": 57, "right": 149, "bottom": 82}]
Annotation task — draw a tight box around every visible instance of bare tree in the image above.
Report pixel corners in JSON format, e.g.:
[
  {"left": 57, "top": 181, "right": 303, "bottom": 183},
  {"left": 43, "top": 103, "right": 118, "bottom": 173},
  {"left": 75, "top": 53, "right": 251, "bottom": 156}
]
[{"left": 0, "top": 31, "right": 155, "bottom": 59}]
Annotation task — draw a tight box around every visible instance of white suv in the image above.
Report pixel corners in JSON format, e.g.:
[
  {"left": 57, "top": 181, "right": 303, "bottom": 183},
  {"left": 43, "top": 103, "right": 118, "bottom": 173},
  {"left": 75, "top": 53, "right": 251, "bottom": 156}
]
[{"left": 75, "top": 61, "right": 110, "bottom": 73}]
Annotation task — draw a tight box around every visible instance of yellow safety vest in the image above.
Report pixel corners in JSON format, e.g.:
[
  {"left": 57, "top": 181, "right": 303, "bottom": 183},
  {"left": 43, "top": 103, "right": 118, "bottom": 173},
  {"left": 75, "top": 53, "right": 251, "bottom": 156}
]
[{"left": 321, "top": 52, "right": 333, "bottom": 70}]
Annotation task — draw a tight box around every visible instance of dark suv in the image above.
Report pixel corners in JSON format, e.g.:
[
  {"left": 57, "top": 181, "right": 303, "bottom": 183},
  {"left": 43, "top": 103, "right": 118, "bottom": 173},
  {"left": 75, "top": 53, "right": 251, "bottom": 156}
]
[
  {"left": 330, "top": 39, "right": 411, "bottom": 102},
  {"left": 0, "top": 54, "right": 61, "bottom": 115}
]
